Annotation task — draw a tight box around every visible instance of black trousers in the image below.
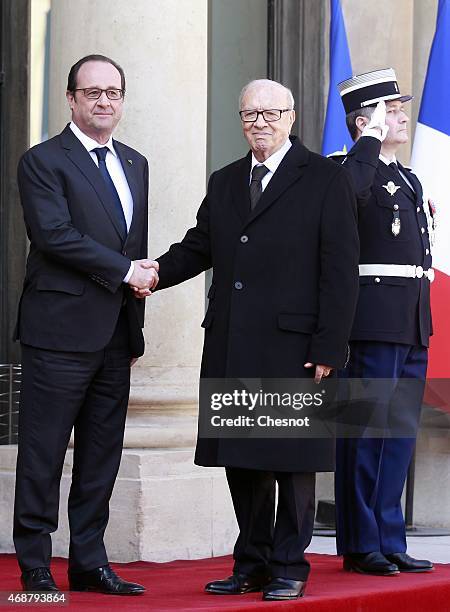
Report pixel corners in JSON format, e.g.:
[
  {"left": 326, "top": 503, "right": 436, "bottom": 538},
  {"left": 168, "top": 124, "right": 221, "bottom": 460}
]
[
  {"left": 226, "top": 467, "right": 316, "bottom": 582},
  {"left": 14, "top": 309, "right": 131, "bottom": 572}
]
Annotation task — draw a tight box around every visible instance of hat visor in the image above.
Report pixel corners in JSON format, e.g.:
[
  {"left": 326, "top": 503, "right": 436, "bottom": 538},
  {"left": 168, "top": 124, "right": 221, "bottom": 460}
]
[{"left": 361, "top": 93, "right": 413, "bottom": 107}]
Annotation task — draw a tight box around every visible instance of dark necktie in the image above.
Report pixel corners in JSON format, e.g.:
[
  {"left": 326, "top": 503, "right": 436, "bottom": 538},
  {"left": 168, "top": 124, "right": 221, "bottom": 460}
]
[
  {"left": 93, "top": 147, "right": 128, "bottom": 239},
  {"left": 250, "top": 164, "right": 270, "bottom": 210},
  {"left": 389, "top": 162, "right": 415, "bottom": 197}
]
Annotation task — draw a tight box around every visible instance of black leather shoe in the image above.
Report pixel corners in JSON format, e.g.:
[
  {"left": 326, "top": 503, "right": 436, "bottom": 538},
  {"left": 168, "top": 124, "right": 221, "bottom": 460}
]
[
  {"left": 205, "top": 573, "right": 269, "bottom": 595},
  {"left": 343, "top": 552, "right": 400, "bottom": 576},
  {"left": 21, "top": 568, "right": 58, "bottom": 592},
  {"left": 68, "top": 564, "right": 145, "bottom": 595},
  {"left": 385, "top": 552, "right": 434, "bottom": 573},
  {"left": 263, "top": 577, "right": 306, "bottom": 601}
]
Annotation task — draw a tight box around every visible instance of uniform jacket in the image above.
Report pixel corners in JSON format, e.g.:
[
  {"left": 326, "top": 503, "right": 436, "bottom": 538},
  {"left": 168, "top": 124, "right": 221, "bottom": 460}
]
[
  {"left": 15, "top": 124, "right": 149, "bottom": 357},
  {"left": 337, "top": 136, "right": 432, "bottom": 347},
  {"left": 157, "top": 136, "right": 359, "bottom": 471}
]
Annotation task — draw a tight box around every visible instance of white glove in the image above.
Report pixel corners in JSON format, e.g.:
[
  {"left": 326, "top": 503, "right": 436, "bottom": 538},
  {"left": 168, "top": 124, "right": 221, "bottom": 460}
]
[{"left": 362, "top": 100, "right": 389, "bottom": 141}]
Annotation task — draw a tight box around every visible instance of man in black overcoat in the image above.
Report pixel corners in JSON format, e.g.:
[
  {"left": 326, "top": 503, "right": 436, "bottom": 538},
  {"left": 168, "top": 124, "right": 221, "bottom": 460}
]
[
  {"left": 14, "top": 55, "right": 158, "bottom": 593},
  {"left": 151, "top": 79, "right": 359, "bottom": 600}
]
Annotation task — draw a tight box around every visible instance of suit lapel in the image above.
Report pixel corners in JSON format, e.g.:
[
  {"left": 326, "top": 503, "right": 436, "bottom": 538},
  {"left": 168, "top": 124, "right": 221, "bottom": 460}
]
[
  {"left": 245, "top": 138, "right": 310, "bottom": 227},
  {"left": 378, "top": 160, "right": 415, "bottom": 203},
  {"left": 114, "top": 140, "right": 143, "bottom": 244},
  {"left": 60, "top": 125, "right": 126, "bottom": 241},
  {"left": 398, "top": 162, "right": 423, "bottom": 203}
]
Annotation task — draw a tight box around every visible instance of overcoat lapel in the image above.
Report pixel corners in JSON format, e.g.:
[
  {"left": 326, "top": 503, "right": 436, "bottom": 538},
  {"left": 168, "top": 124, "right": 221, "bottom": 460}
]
[
  {"left": 245, "top": 138, "right": 310, "bottom": 227},
  {"left": 60, "top": 125, "right": 126, "bottom": 242},
  {"left": 230, "top": 155, "right": 251, "bottom": 224}
]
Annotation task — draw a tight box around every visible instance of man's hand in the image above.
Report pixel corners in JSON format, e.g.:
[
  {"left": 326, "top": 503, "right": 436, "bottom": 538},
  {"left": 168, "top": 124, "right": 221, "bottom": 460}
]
[
  {"left": 128, "top": 259, "right": 159, "bottom": 298},
  {"left": 363, "top": 100, "right": 389, "bottom": 141},
  {"left": 304, "top": 362, "right": 333, "bottom": 384}
]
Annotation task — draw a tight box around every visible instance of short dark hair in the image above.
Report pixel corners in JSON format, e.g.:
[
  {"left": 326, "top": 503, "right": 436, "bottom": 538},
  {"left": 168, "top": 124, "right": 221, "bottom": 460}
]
[
  {"left": 67, "top": 54, "right": 126, "bottom": 95},
  {"left": 346, "top": 106, "right": 374, "bottom": 141}
]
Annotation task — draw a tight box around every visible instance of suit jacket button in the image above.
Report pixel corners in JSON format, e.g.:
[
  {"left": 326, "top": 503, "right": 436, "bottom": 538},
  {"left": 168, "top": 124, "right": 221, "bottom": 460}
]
[
  {"left": 234, "top": 281, "right": 243, "bottom": 290},
  {"left": 240, "top": 235, "right": 249, "bottom": 243}
]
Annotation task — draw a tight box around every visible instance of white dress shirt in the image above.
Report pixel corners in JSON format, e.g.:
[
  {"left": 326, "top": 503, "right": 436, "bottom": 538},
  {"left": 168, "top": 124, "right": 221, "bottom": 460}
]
[
  {"left": 250, "top": 137, "right": 292, "bottom": 191},
  {"left": 69, "top": 121, "right": 134, "bottom": 282}
]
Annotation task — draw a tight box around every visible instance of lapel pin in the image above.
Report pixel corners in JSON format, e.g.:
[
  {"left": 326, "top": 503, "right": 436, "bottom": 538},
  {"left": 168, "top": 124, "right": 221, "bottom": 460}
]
[
  {"left": 127, "top": 159, "right": 133, "bottom": 165},
  {"left": 383, "top": 181, "right": 401, "bottom": 196}
]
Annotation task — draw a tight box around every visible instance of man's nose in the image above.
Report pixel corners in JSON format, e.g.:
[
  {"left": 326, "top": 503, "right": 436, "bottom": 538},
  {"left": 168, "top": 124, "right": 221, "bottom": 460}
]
[
  {"left": 96, "top": 92, "right": 111, "bottom": 105},
  {"left": 254, "top": 112, "right": 268, "bottom": 127}
]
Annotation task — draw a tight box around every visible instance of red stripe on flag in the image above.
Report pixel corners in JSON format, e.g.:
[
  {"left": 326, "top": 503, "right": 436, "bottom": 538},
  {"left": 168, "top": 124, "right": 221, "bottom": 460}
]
[{"left": 428, "top": 268, "right": 450, "bottom": 378}]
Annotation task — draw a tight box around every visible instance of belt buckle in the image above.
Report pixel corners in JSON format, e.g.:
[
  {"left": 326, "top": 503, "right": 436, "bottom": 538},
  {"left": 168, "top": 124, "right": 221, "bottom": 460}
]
[
  {"left": 425, "top": 268, "right": 435, "bottom": 282},
  {"left": 415, "top": 265, "right": 424, "bottom": 279}
]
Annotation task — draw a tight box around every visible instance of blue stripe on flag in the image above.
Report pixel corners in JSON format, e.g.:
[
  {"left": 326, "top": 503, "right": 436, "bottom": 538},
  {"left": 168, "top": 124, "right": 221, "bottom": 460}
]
[
  {"left": 321, "top": 0, "right": 353, "bottom": 156},
  {"left": 417, "top": 0, "right": 450, "bottom": 137}
]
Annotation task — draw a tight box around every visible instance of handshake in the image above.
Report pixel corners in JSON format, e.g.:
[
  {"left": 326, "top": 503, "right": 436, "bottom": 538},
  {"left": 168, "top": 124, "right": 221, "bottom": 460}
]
[{"left": 128, "top": 258, "right": 160, "bottom": 298}]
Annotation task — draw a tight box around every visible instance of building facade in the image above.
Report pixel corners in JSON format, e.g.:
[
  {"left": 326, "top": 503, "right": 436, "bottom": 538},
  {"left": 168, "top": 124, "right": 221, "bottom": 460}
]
[{"left": 0, "top": 0, "right": 446, "bottom": 561}]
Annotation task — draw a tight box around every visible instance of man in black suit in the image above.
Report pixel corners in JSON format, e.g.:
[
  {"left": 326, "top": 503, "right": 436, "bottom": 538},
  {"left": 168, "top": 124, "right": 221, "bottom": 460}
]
[
  {"left": 14, "top": 54, "right": 157, "bottom": 593},
  {"left": 144, "top": 79, "right": 359, "bottom": 600},
  {"left": 333, "top": 69, "right": 434, "bottom": 576}
]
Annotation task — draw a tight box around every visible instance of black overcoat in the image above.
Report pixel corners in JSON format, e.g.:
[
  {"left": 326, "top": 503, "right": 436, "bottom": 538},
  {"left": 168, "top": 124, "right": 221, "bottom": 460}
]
[{"left": 157, "top": 137, "right": 359, "bottom": 471}]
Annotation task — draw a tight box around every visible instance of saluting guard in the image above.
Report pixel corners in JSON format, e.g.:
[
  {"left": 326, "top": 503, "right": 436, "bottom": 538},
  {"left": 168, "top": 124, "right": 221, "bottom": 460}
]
[{"left": 332, "top": 69, "right": 435, "bottom": 576}]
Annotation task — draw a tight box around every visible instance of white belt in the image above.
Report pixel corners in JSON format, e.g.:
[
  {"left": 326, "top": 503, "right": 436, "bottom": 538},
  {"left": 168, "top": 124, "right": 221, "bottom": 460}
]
[{"left": 359, "top": 264, "right": 435, "bottom": 282}]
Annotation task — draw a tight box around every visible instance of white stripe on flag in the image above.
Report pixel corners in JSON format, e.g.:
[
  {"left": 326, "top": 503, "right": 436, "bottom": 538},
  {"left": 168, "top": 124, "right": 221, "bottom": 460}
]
[{"left": 410, "top": 121, "right": 450, "bottom": 276}]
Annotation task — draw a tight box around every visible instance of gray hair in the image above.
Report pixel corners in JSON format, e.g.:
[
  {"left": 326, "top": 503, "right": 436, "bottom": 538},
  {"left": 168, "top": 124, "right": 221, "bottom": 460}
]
[
  {"left": 346, "top": 106, "right": 374, "bottom": 141},
  {"left": 239, "top": 79, "right": 295, "bottom": 110}
]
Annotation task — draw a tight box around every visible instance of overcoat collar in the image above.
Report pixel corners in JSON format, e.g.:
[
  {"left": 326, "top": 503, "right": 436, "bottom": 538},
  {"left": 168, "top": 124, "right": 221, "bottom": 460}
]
[
  {"left": 230, "top": 136, "right": 310, "bottom": 226},
  {"left": 59, "top": 124, "right": 142, "bottom": 244}
]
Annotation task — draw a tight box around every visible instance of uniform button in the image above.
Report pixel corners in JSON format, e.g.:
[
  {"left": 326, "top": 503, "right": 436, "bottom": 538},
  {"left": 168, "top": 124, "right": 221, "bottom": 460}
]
[
  {"left": 426, "top": 248, "right": 430, "bottom": 255},
  {"left": 234, "top": 281, "right": 243, "bottom": 290},
  {"left": 393, "top": 204, "right": 399, "bottom": 211},
  {"left": 123, "top": 250, "right": 128, "bottom": 256},
  {"left": 240, "top": 235, "right": 249, "bottom": 243},
  {"left": 417, "top": 206, "right": 421, "bottom": 213},
  {"left": 421, "top": 227, "right": 425, "bottom": 234},
  {"left": 374, "top": 277, "right": 381, "bottom": 283}
]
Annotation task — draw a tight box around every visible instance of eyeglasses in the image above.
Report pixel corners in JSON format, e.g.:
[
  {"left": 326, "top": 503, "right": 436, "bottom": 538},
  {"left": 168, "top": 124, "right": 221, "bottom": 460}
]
[
  {"left": 239, "top": 109, "right": 292, "bottom": 123},
  {"left": 73, "top": 88, "right": 124, "bottom": 100}
]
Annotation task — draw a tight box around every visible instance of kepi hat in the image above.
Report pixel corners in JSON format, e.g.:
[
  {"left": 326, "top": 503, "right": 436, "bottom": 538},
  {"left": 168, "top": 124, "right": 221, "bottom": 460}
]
[{"left": 338, "top": 68, "right": 413, "bottom": 114}]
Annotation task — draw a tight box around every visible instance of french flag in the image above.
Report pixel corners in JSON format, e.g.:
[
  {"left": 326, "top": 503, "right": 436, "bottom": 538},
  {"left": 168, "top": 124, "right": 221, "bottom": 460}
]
[
  {"left": 321, "top": 0, "right": 353, "bottom": 156},
  {"left": 411, "top": 0, "right": 450, "bottom": 378}
]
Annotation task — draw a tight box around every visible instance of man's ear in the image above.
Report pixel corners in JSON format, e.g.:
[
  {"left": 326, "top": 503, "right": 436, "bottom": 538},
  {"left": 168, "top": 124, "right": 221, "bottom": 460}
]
[
  {"left": 66, "top": 90, "right": 74, "bottom": 110},
  {"left": 355, "top": 115, "right": 368, "bottom": 134}
]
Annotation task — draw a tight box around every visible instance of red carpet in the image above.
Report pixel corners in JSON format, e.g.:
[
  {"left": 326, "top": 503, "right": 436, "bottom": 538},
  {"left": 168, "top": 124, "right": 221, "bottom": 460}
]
[{"left": 1, "top": 553, "right": 450, "bottom": 611}]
